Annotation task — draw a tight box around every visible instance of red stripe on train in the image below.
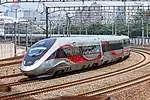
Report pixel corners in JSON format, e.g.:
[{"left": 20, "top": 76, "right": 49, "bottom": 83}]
[
  {"left": 60, "top": 44, "right": 73, "bottom": 48},
  {"left": 67, "top": 53, "right": 102, "bottom": 64},
  {"left": 111, "top": 50, "right": 123, "bottom": 56}
]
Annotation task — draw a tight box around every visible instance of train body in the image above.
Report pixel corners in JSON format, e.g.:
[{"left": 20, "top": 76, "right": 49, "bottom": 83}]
[{"left": 20, "top": 35, "right": 130, "bottom": 78}]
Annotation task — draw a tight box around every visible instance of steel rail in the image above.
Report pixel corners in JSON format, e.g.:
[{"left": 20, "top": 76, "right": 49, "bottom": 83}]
[{"left": 0, "top": 50, "right": 148, "bottom": 100}]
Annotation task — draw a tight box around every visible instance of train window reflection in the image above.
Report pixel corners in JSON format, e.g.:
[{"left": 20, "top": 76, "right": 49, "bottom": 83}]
[
  {"left": 56, "top": 49, "right": 67, "bottom": 58},
  {"left": 28, "top": 47, "right": 47, "bottom": 57},
  {"left": 63, "top": 48, "right": 73, "bottom": 56}
]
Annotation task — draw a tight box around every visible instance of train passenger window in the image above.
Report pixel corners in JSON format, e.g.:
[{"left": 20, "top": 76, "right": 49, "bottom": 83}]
[
  {"left": 102, "top": 43, "right": 123, "bottom": 52},
  {"left": 118, "top": 43, "right": 123, "bottom": 49},
  {"left": 63, "top": 48, "right": 73, "bottom": 56},
  {"left": 110, "top": 43, "right": 123, "bottom": 50},
  {"left": 55, "top": 49, "right": 67, "bottom": 58},
  {"left": 124, "top": 39, "right": 130, "bottom": 47}
]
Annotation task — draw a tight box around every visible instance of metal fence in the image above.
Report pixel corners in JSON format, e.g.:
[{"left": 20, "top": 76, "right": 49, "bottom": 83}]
[
  {"left": 130, "top": 38, "right": 150, "bottom": 45},
  {"left": 0, "top": 40, "right": 14, "bottom": 59},
  {"left": 1, "top": 4, "right": 150, "bottom": 47},
  {"left": 45, "top": 4, "right": 150, "bottom": 37},
  {"left": 1, "top": 4, "right": 150, "bottom": 36}
]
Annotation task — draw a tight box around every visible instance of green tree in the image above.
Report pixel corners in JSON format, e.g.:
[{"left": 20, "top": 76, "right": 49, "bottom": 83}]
[
  {"left": 131, "top": 9, "right": 150, "bottom": 37},
  {"left": 87, "top": 23, "right": 111, "bottom": 35}
]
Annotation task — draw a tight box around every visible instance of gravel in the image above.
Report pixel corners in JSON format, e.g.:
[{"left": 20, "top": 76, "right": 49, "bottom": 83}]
[
  {"left": 11, "top": 52, "right": 143, "bottom": 92},
  {"left": 31, "top": 61, "right": 150, "bottom": 99},
  {"left": 0, "top": 51, "right": 148, "bottom": 100},
  {"left": 111, "top": 80, "right": 150, "bottom": 100},
  {"left": 0, "top": 64, "right": 21, "bottom": 77}
]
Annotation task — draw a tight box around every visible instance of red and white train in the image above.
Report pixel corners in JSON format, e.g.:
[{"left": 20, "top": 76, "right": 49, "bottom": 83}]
[{"left": 20, "top": 35, "right": 130, "bottom": 78}]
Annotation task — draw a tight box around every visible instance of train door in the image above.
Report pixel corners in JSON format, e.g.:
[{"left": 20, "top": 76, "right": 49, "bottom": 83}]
[
  {"left": 123, "top": 39, "right": 130, "bottom": 58},
  {"left": 54, "top": 45, "right": 74, "bottom": 73},
  {"left": 102, "top": 41, "right": 112, "bottom": 63},
  {"left": 71, "top": 42, "right": 84, "bottom": 70}
]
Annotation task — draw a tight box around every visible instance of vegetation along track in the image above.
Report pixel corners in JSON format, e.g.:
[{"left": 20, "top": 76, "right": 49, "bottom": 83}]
[
  {"left": 0, "top": 55, "right": 23, "bottom": 67},
  {"left": 0, "top": 50, "right": 149, "bottom": 100}
]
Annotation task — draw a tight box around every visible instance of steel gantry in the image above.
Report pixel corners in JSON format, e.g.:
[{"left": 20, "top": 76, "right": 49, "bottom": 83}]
[
  {"left": 45, "top": 5, "right": 150, "bottom": 38},
  {"left": 45, "top": 5, "right": 105, "bottom": 37}
]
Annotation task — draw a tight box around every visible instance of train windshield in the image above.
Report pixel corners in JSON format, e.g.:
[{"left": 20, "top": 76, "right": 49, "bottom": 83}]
[
  {"left": 24, "top": 38, "right": 56, "bottom": 66},
  {"left": 28, "top": 47, "right": 47, "bottom": 57},
  {"left": 27, "top": 38, "right": 56, "bottom": 57}
]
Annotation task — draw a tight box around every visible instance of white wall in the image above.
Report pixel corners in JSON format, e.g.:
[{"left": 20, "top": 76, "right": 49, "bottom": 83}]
[{"left": 0, "top": 42, "right": 14, "bottom": 59}]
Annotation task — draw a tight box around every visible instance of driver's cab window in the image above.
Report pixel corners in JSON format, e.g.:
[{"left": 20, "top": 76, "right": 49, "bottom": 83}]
[{"left": 56, "top": 49, "right": 67, "bottom": 58}]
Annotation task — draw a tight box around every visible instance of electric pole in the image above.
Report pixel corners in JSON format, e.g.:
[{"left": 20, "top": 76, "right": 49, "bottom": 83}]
[
  {"left": 46, "top": 7, "right": 49, "bottom": 38},
  {"left": 14, "top": 22, "right": 17, "bottom": 56}
]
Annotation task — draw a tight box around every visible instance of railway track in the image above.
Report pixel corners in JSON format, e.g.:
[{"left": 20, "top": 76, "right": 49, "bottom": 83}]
[
  {"left": 78, "top": 72, "right": 150, "bottom": 97},
  {"left": 0, "top": 50, "right": 143, "bottom": 81},
  {"left": 0, "top": 55, "right": 23, "bottom": 80},
  {"left": 79, "top": 48, "right": 150, "bottom": 96},
  {"left": 0, "top": 55, "right": 23, "bottom": 62},
  {"left": 131, "top": 46, "right": 150, "bottom": 51},
  {"left": 0, "top": 55, "right": 23, "bottom": 67},
  {"left": 0, "top": 51, "right": 144, "bottom": 85},
  {"left": 0, "top": 50, "right": 149, "bottom": 100},
  {"left": 0, "top": 73, "right": 23, "bottom": 80}
]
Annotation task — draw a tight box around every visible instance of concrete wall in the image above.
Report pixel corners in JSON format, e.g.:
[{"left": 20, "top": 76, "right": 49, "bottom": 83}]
[{"left": 0, "top": 41, "right": 14, "bottom": 59}]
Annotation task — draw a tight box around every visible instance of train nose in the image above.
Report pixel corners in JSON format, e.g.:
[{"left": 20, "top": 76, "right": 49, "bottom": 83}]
[
  {"left": 20, "top": 60, "right": 55, "bottom": 77},
  {"left": 20, "top": 65, "right": 43, "bottom": 76}
]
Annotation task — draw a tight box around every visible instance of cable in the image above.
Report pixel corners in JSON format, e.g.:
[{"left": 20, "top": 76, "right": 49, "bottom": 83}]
[{"left": 133, "top": 1, "right": 144, "bottom": 6}]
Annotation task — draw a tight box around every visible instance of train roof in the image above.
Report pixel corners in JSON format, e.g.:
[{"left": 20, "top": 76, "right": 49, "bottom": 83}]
[
  {"left": 50, "top": 35, "right": 129, "bottom": 40},
  {"left": 0, "top": 34, "right": 129, "bottom": 39},
  {"left": 30, "top": 35, "right": 129, "bottom": 48},
  {"left": 43, "top": 35, "right": 129, "bottom": 44}
]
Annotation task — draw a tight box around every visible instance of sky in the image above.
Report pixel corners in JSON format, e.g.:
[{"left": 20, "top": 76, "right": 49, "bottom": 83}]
[{"left": 0, "top": 1, "right": 150, "bottom": 12}]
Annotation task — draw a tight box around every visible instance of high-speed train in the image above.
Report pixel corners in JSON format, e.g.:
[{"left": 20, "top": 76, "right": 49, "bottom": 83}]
[{"left": 20, "top": 35, "right": 130, "bottom": 78}]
